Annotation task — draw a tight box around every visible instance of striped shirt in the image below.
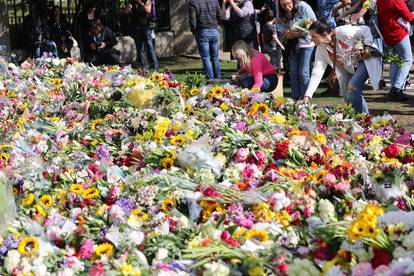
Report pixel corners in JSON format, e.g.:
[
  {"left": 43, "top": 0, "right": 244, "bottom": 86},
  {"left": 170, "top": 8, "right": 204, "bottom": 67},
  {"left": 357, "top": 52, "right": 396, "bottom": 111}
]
[{"left": 189, "top": 0, "right": 221, "bottom": 34}]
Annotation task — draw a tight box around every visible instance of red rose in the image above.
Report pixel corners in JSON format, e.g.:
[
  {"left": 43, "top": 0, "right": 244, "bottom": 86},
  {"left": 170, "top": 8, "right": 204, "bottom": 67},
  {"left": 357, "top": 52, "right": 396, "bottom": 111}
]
[
  {"left": 383, "top": 144, "right": 399, "bottom": 158},
  {"left": 370, "top": 247, "right": 392, "bottom": 268},
  {"left": 273, "top": 141, "right": 289, "bottom": 160}
]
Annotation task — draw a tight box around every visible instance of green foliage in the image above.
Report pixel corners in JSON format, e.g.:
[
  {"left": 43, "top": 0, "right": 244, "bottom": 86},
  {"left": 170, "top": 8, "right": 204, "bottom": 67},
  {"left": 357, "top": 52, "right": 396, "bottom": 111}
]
[{"left": 185, "top": 72, "right": 206, "bottom": 88}]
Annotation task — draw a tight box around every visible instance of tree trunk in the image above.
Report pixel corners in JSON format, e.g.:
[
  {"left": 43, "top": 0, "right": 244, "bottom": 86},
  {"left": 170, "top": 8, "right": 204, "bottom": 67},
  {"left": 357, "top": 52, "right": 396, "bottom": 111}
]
[{"left": 0, "top": 0, "right": 11, "bottom": 61}]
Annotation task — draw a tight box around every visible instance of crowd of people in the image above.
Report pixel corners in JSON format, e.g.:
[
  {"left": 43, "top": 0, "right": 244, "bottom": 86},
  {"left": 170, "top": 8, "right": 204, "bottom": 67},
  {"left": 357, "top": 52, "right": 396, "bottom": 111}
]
[
  {"left": 23, "top": 0, "right": 159, "bottom": 69},
  {"left": 190, "top": 0, "right": 414, "bottom": 114}
]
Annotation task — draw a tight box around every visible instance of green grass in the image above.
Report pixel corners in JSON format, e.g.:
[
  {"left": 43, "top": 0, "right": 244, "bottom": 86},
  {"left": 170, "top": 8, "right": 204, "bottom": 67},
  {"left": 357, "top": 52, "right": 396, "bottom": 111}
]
[{"left": 159, "top": 57, "right": 237, "bottom": 83}]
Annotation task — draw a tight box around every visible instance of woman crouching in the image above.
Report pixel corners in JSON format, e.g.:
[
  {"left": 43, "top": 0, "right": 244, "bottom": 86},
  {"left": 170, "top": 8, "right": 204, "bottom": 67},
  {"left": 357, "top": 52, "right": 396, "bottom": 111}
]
[
  {"left": 303, "top": 21, "right": 382, "bottom": 113},
  {"left": 232, "top": 40, "right": 278, "bottom": 92}
]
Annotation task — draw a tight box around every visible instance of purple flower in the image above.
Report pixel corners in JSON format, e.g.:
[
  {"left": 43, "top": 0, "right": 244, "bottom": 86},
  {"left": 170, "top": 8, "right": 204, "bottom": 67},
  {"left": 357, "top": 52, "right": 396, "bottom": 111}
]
[
  {"left": 96, "top": 144, "right": 111, "bottom": 161},
  {"left": 373, "top": 126, "right": 393, "bottom": 138},
  {"left": 116, "top": 198, "right": 135, "bottom": 214},
  {"left": 394, "top": 132, "right": 411, "bottom": 145}
]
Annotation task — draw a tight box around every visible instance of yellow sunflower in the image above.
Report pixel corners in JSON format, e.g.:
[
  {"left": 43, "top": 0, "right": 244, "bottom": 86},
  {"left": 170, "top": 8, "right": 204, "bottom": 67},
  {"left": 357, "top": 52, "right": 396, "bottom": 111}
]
[
  {"left": 161, "top": 198, "right": 175, "bottom": 212},
  {"left": 151, "top": 73, "right": 163, "bottom": 83},
  {"left": 69, "top": 184, "right": 84, "bottom": 195},
  {"left": 32, "top": 204, "right": 46, "bottom": 217},
  {"left": 170, "top": 135, "right": 186, "bottom": 146},
  {"left": 22, "top": 193, "right": 35, "bottom": 206},
  {"left": 40, "top": 195, "right": 54, "bottom": 208},
  {"left": 82, "top": 187, "right": 100, "bottom": 199},
  {"left": 95, "top": 242, "right": 113, "bottom": 256},
  {"left": 17, "top": 236, "right": 39, "bottom": 256},
  {"left": 210, "top": 87, "right": 224, "bottom": 98},
  {"left": 189, "top": 88, "right": 201, "bottom": 96},
  {"left": 0, "top": 153, "right": 10, "bottom": 162},
  {"left": 244, "top": 229, "right": 269, "bottom": 242},
  {"left": 250, "top": 103, "right": 269, "bottom": 116},
  {"left": 161, "top": 157, "right": 174, "bottom": 169}
]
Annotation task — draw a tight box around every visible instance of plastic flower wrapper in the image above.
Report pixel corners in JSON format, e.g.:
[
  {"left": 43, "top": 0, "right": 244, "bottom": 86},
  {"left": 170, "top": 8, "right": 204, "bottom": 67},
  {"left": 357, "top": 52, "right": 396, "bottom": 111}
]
[
  {"left": 176, "top": 135, "right": 223, "bottom": 176},
  {"left": 0, "top": 178, "right": 16, "bottom": 232}
]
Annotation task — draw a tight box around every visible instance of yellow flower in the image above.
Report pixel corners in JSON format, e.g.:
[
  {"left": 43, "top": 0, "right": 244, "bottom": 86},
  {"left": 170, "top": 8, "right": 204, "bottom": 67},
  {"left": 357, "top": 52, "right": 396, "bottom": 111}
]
[
  {"left": 171, "top": 122, "right": 181, "bottom": 131},
  {"left": 186, "top": 129, "right": 196, "bottom": 140},
  {"left": 170, "top": 135, "right": 186, "bottom": 146},
  {"left": 151, "top": 73, "right": 163, "bottom": 82},
  {"left": 314, "top": 133, "right": 327, "bottom": 145},
  {"left": 82, "top": 187, "right": 100, "bottom": 199},
  {"left": 23, "top": 193, "right": 35, "bottom": 206},
  {"left": 233, "top": 227, "right": 248, "bottom": 239},
  {"left": 249, "top": 103, "right": 269, "bottom": 116},
  {"left": 274, "top": 97, "right": 284, "bottom": 106},
  {"left": 95, "top": 242, "right": 113, "bottom": 256},
  {"left": 370, "top": 136, "right": 382, "bottom": 146},
  {"left": 210, "top": 86, "right": 224, "bottom": 98},
  {"left": 40, "top": 194, "right": 54, "bottom": 208},
  {"left": 244, "top": 229, "right": 269, "bottom": 242},
  {"left": 18, "top": 237, "right": 39, "bottom": 256},
  {"left": 252, "top": 203, "right": 274, "bottom": 222},
  {"left": 96, "top": 204, "right": 108, "bottom": 216},
  {"left": 69, "top": 184, "right": 84, "bottom": 195},
  {"left": 91, "top": 139, "right": 99, "bottom": 146},
  {"left": 91, "top": 119, "right": 102, "bottom": 130},
  {"left": 220, "top": 102, "right": 228, "bottom": 111},
  {"left": 270, "top": 114, "right": 286, "bottom": 124},
  {"left": 161, "top": 198, "right": 175, "bottom": 212},
  {"left": 161, "top": 157, "right": 174, "bottom": 169},
  {"left": 248, "top": 266, "right": 266, "bottom": 276},
  {"left": 275, "top": 210, "right": 291, "bottom": 227},
  {"left": 49, "top": 78, "right": 61, "bottom": 85},
  {"left": 33, "top": 204, "right": 46, "bottom": 217},
  {"left": 189, "top": 88, "right": 201, "bottom": 96}
]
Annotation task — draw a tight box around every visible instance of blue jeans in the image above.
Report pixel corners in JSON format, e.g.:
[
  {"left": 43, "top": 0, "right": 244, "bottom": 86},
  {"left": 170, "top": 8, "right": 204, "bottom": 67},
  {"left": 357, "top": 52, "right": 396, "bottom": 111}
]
[
  {"left": 343, "top": 62, "right": 369, "bottom": 114},
  {"left": 239, "top": 74, "right": 278, "bottom": 92},
  {"left": 289, "top": 47, "right": 314, "bottom": 100},
  {"left": 196, "top": 28, "right": 221, "bottom": 80},
  {"left": 134, "top": 26, "right": 159, "bottom": 70},
  {"left": 318, "top": 0, "right": 339, "bottom": 28},
  {"left": 388, "top": 34, "right": 412, "bottom": 91}
]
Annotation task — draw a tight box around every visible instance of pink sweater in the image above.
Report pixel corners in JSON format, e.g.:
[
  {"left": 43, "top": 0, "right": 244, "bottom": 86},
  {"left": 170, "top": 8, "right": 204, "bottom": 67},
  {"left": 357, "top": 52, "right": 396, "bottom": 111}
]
[{"left": 241, "top": 51, "right": 276, "bottom": 88}]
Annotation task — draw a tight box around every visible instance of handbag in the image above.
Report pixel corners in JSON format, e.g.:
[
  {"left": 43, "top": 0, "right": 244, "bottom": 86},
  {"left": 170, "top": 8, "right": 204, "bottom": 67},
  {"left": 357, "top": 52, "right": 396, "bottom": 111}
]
[{"left": 328, "top": 29, "right": 339, "bottom": 92}]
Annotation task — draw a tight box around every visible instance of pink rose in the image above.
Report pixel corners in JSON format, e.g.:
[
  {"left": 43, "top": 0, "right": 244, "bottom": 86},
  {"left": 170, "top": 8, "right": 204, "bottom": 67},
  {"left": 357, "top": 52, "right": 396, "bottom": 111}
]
[
  {"left": 242, "top": 165, "right": 255, "bottom": 180},
  {"left": 79, "top": 239, "right": 94, "bottom": 259},
  {"left": 335, "top": 179, "right": 350, "bottom": 191},
  {"left": 303, "top": 207, "right": 312, "bottom": 218},
  {"left": 236, "top": 218, "right": 254, "bottom": 228},
  {"left": 235, "top": 122, "right": 246, "bottom": 131},
  {"left": 254, "top": 150, "right": 267, "bottom": 166},
  {"left": 323, "top": 173, "right": 337, "bottom": 186},
  {"left": 235, "top": 148, "right": 249, "bottom": 163}
]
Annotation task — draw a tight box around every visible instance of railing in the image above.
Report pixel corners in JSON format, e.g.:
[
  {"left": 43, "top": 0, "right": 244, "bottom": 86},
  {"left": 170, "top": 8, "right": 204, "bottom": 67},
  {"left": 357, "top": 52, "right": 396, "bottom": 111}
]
[{"left": 7, "top": 0, "right": 171, "bottom": 49}]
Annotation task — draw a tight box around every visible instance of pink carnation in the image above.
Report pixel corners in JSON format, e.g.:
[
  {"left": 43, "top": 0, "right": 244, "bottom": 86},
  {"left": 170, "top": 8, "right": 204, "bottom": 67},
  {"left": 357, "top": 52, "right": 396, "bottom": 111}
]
[
  {"left": 235, "top": 148, "right": 249, "bottom": 163},
  {"left": 235, "top": 122, "right": 246, "bottom": 131},
  {"left": 79, "top": 239, "right": 94, "bottom": 259},
  {"left": 335, "top": 179, "right": 350, "bottom": 191},
  {"left": 323, "top": 173, "right": 337, "bottom": 186}
]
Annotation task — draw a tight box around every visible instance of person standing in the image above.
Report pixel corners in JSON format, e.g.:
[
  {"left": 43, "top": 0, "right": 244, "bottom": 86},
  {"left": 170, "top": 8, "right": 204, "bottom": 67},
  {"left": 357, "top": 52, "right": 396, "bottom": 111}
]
[
  {"left": 378, "top": 0, "right": 414, "bottom": 101},
  {"left": 124, "top": 0, "right": 159, "bottom": 71},
  {"left": 277, "top": 0, "right": 317, "bottom": 100},
  {"left": 222, "top": 0, "right": 257, "bottom": 48},
  {"left": 189, "top": 0, "right": 222, "bottom": 80}
]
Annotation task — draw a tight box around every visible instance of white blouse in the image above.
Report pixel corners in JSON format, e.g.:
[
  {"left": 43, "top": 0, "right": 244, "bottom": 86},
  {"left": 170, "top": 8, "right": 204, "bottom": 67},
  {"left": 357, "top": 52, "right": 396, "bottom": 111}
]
[{"left": 304, "top": 25, "right": 382, "bottom": 98}]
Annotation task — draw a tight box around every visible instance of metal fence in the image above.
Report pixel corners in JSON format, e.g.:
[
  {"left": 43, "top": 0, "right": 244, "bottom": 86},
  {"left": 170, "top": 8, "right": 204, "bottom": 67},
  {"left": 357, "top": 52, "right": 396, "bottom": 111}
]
[{"left": 7, "top": 0, "right": 171, "bottom": 49}]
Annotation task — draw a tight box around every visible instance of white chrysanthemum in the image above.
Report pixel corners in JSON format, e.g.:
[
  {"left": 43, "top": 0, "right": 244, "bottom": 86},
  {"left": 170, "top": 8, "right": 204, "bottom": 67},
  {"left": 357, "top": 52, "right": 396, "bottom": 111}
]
[
  {"left": 318, "top": 199, "right": 336, "bottom": 222},
  {"left": 393, "top": 246, "right": 409, "bottom": 259},
  {"left": 287, "top": 259, "right": 320, "bottom": 276},
  {"left": 270, "top": 192, "right": 291, "bottom": 211},
  {"left": 403, "top": 231, "right": 414, "bottom": 250},
  {"left": 4, "top": 250, "right": 20, "bottom": 273},
  {"left": 203, "top": 261, "right": 231, "bottom": 276}
]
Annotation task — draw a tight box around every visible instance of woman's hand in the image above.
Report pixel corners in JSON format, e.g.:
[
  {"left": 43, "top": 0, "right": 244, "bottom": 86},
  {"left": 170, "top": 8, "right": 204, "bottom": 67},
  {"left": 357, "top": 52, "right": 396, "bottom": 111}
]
[
  {"left": 361, "top": 47, "right": 371, "bottom": 59},
  {"left": 303, "top": 96, "right": 310, "bottom": 104}
]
